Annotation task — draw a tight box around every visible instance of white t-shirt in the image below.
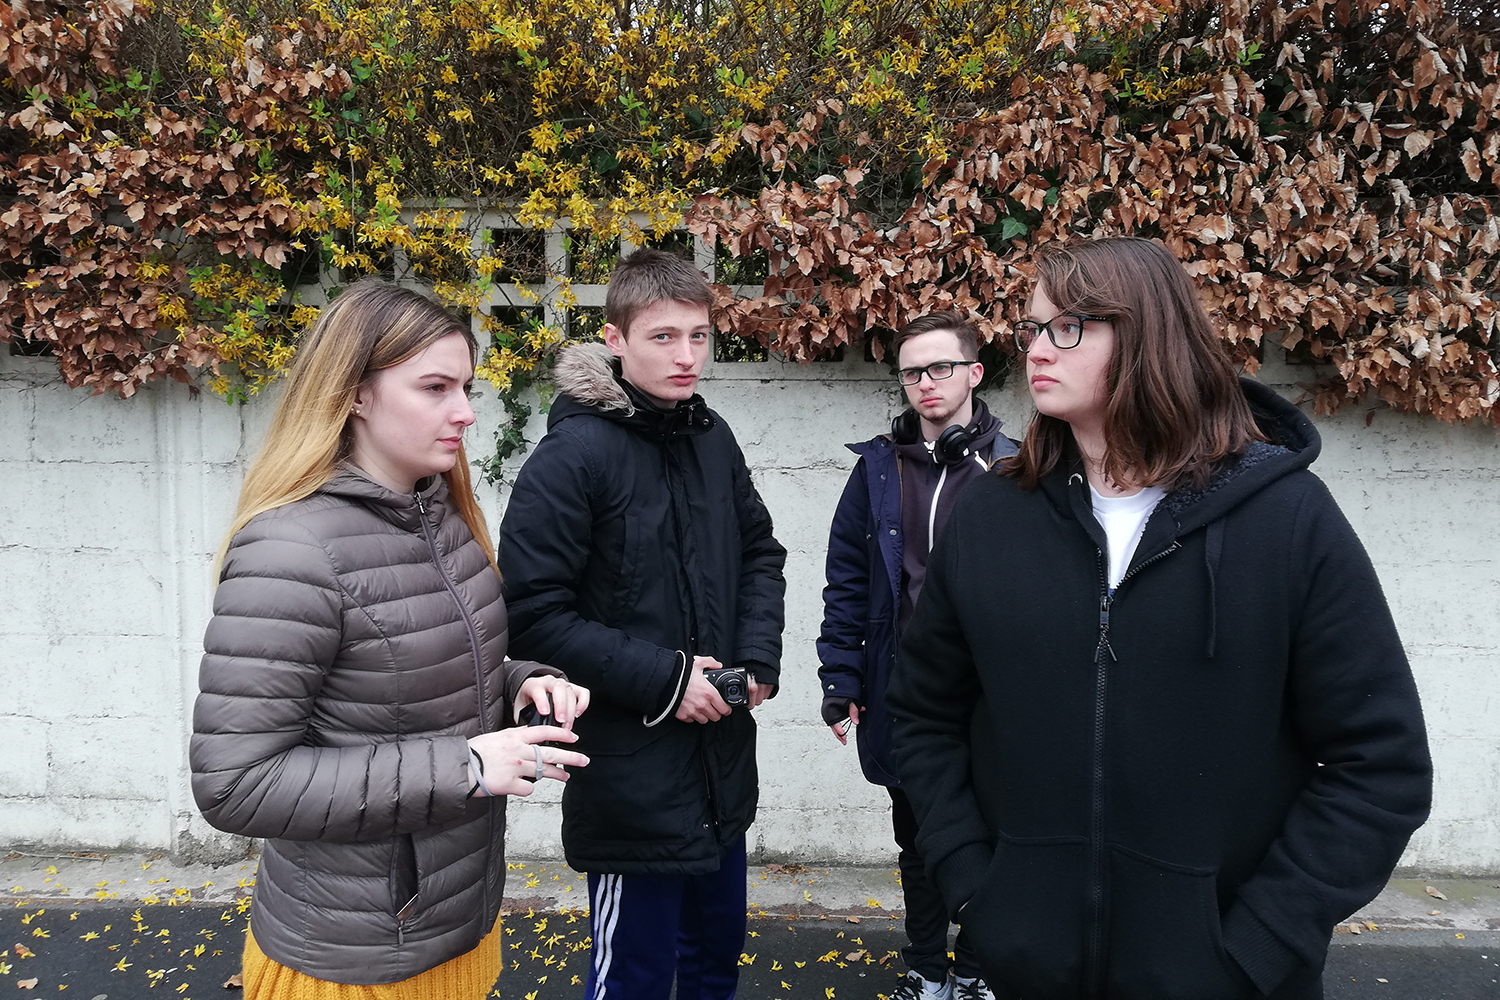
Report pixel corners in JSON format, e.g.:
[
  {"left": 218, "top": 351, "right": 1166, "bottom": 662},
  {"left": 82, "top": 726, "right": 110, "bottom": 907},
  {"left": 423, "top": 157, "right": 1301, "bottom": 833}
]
[{"left": 1091, "top": 484, "right": 1167, "bottom": 590}]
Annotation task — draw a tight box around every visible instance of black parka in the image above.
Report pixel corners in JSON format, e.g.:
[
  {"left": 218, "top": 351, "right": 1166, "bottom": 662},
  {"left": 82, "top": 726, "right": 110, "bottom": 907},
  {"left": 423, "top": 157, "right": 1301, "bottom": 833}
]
[
  {"left": 498, "top": 344, "right": 787, "bottom": 874},
  {"left": 888, "top": 380, "right": 1432, "bottom": 1000}
]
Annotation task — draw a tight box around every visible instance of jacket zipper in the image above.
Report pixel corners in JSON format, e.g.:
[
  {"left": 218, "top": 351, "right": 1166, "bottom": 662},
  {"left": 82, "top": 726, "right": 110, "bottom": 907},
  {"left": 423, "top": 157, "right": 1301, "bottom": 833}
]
[
  {"left": 1084, "top": 539, "right": 1180, "bottom": 993},
  {"left": 412, "top": 489, "right": 495, "bottom": 933},
  {"left": 666, "top": 447, "right": 718, "bottom": 843},
  {"left": 414, "top": 490, "right": 488, "bottom": 731},
  {"left": 892, "top": 453, "right": 904, "bottom": 630},
  {"left": 663, "top": 448, "right": 701, "bottom": 653},
  {"left": 1086, "top": 549, "right": 1109, "bottom": 993},
  {"left": 396, "top": 891, "right": 419, "bottom": 945}
]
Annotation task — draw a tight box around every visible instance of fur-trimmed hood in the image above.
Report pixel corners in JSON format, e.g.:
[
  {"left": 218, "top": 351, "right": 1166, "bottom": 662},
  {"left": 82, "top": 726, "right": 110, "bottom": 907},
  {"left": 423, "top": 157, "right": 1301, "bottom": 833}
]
[
  {"left": 552, "top": 342, "right": 635, "bottom": 414},
  {"left": 548, "top": 341, "right": 716, "bottom": 441}
]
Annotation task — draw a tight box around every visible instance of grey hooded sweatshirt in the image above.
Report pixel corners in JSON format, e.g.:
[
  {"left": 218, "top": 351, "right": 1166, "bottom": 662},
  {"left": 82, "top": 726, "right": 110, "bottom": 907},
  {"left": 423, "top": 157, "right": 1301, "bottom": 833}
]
[{"left": 191, "top": 465, "right": 558, "bottom": 984}]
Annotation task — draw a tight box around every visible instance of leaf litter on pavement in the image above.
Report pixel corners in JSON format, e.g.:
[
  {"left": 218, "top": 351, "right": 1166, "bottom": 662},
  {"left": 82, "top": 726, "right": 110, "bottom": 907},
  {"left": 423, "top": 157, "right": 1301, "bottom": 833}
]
[
  {"left": 2, "top": 859, "right": 914, "bottom": 998},
  {"left": 2, "top": 853, "right": 256, "bottom": 997}
]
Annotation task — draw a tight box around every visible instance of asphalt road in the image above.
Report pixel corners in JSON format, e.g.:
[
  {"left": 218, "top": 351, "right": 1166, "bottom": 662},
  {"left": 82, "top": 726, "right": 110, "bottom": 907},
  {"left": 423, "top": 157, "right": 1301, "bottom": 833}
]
[{"left": 2, "top": 902, "right": 1497, "bottom": 999}]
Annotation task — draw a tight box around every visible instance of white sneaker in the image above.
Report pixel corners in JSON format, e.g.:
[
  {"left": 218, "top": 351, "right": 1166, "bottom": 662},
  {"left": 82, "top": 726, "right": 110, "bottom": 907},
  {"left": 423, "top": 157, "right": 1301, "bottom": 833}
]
[
  {"left": 890, "top": 969, "right": 953, "bottom": 1000},
  {"left": 952, "top": 975, "right": 995, "bottom": 1000}
]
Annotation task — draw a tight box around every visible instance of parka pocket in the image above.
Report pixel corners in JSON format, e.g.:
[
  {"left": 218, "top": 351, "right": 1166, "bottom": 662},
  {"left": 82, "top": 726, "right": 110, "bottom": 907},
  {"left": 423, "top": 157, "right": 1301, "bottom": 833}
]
[
  {"left": 564, "top": 726, "right": 698, "bottom": 846},
  {"left": 610, "top": 512, "right": 648, "bottom": 622},
  {"left": 1104, "top": 847, "right": 1255, "bottom": 1000},
  {"left": 957, "top": 834, "right": 1089, "bottom": 997}
]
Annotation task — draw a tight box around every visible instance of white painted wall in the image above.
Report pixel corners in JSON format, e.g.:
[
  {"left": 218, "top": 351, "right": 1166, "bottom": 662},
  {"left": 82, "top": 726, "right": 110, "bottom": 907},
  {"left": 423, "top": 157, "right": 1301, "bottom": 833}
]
[{"left": 2, "top": 347, "right": 1497, "bottom": 872}]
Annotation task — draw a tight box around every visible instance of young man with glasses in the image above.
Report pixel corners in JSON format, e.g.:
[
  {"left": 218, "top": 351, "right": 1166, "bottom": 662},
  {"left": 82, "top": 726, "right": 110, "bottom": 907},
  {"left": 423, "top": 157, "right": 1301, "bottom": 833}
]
[{"left": 817, "top": 312, "right": 1017, "bottom": 1000}]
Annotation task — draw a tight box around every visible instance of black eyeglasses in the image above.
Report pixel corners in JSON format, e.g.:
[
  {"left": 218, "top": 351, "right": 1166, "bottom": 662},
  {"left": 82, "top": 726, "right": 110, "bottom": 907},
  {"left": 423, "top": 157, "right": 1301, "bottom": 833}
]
[
  {"left": 1013, "top": 314, "right": 1110, "bottom": 352},
  {"left": 896, "top": 360, "right": 975, "bottom": 385}
]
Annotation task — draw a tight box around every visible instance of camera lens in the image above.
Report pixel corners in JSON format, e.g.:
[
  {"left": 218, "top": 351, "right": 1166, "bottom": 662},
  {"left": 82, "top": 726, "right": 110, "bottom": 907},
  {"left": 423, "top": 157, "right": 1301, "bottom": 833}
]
[{"left": 710, "top": 668, "right": 748, "bottom": 706}]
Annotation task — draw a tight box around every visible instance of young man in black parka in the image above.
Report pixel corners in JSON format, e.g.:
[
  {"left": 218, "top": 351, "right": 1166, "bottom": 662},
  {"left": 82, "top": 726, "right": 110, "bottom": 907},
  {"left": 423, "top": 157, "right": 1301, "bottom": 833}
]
[{"left": 499, "top": 248, "right": 787, "bottom": 1000}]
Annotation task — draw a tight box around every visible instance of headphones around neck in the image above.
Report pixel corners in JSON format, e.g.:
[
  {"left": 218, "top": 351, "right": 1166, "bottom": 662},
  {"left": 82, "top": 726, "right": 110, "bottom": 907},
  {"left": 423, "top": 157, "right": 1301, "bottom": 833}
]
[{"left": 891, "top": 409, "right": 976, "bottom": 466}]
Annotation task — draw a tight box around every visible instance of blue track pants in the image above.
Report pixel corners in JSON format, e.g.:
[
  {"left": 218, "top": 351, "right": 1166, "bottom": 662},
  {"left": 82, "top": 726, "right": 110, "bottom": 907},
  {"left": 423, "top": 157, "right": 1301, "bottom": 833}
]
[{"left": 584, "top": 837, "right": 747, "bottom": 1000}]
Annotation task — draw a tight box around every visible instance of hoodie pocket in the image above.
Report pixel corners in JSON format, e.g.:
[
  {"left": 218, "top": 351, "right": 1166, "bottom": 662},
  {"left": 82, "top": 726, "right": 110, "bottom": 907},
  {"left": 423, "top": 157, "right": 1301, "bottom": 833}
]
[
  {"left": 958, "top": 835, "right": 1090, "bottom": 997},
  {"left": 1105, "top": 847, "right": 1255, "bottom": 1000}
]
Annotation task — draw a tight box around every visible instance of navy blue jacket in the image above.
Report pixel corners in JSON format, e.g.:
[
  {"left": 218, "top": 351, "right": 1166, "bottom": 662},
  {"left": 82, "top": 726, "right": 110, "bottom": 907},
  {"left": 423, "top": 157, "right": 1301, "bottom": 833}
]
[
  {"left": 817, "top": 436, "right": 904, "bottom": 785},
  {"left": 817, "top": 415, "right": 1017, "bottom": 786}
]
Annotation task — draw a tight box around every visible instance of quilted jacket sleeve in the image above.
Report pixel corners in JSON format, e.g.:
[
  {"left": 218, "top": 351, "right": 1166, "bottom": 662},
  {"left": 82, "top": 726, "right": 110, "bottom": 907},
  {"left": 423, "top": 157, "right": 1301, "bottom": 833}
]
[{"left": 190, "top": 514, "right": 473, "bottom": 843}]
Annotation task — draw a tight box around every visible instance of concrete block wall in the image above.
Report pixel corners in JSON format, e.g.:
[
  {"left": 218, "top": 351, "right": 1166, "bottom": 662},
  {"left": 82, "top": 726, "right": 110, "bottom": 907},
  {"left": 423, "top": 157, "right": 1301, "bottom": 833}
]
[
  {"left": 2, "top": 347, "right": 1498, "bottom": 872},
  {"left": 0, "top": 365, "right": 244, "bottom": 855},
  {"left": 1305, "top": 397, "right": 1500, "bottom": 869}
]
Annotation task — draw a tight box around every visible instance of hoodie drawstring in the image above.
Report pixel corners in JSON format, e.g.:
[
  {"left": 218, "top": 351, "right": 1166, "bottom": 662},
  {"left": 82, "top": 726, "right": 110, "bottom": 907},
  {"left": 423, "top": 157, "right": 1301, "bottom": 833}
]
[
  {"left": 927, "top": 464, "right": 948, "bottom": 553},
  {"left": 1204, "top": 519, "right": 1224, "bottom": 659}
]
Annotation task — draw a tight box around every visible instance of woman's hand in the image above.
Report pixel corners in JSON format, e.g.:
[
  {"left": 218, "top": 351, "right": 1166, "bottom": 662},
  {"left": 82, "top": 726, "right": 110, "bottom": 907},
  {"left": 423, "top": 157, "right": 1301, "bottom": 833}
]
[
  {"left": 515, "top": 675, "right": 590, "bottom": 728},
  {"left": 468, "top": 727, "right": 589, "bottom": 797}
]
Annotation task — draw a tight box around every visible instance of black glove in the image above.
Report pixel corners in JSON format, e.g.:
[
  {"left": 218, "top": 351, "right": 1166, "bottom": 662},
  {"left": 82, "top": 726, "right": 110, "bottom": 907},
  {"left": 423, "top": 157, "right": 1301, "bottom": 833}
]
[{"left": 821, "top": 695, "right": 857, "bottom": 727}]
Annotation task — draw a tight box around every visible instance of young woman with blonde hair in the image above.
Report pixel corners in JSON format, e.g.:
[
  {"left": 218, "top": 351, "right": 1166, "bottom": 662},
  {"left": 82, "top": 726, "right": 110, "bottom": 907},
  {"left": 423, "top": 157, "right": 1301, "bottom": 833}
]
[
  {"left": 889, "top": 238, "right": 1430, "bottom": 1000},
  {"left": 191, "top": 281, "right": 589, "bottom": 998}
]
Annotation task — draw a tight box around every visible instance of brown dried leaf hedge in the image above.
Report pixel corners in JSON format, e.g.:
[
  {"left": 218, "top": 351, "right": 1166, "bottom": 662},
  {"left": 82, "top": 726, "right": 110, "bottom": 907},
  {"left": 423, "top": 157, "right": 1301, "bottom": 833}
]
[
  {"left": 690, "top": 0, "right": 1500, "bottom": 423},
  {"left": 1, "top": 0, "right": 1497, "bottom": 426}
]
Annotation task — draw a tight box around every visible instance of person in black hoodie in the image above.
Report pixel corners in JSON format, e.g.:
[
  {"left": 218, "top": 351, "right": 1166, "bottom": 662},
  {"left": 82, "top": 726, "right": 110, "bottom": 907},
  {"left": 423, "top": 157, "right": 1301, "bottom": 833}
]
[
  {"left": 498, "top": 249, "right": 787, "bottom": 1000},
  {"left": 818, "top": 311, "right": 1016, "bottom": 1000},
  {"left": 887, "top": 237, "right": 1432, "bottom": 1000}
]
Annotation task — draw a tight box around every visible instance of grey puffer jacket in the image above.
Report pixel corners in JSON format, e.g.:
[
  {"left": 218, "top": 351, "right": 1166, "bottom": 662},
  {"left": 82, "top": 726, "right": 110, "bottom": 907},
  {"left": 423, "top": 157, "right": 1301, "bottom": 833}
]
[{"left": 191, "top": 466, "right": 557, "bottom": 985}]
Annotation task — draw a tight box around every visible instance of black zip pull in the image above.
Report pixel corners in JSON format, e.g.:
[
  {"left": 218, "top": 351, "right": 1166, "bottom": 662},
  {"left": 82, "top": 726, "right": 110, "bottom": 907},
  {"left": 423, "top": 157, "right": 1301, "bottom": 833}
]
[{"left": 1098, "top": 592, "right": 1117, "bottom": 662}]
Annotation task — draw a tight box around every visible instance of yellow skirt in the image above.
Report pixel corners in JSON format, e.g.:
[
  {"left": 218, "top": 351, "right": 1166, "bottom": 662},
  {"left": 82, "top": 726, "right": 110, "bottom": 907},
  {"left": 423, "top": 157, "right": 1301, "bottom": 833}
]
[{"left": 242, "top": 915, "right": 503, "bottom": 1000}]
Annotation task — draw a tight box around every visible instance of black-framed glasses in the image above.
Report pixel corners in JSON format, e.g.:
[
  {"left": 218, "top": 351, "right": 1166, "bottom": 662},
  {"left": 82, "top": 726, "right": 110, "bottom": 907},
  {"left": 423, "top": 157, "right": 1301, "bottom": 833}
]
[
  {"left": 1013, "top": 314, "right": 1110, "bottom": 352},
  {"left": 896, "top": 360, "right": 975, "bottom": 385}
]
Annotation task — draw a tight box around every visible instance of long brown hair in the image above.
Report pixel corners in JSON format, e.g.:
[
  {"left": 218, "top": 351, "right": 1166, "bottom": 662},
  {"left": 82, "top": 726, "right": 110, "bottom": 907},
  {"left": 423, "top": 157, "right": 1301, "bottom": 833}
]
[
  {"left": 1003, "top": 237, "right": 1265, "bottom": 491},
  {"left": 216, "top": 281, "right": 498, "bottom": 576}
]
